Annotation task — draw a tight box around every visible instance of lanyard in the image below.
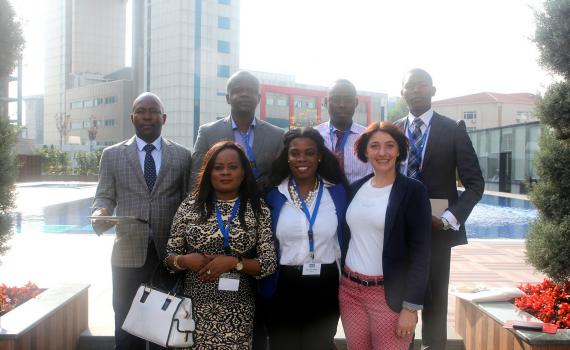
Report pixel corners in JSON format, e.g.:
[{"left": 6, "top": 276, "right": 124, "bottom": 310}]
[
  {"left": 239, "top": 128, "right": 258, "bottom": 177},
  {"left": 405, "top": 118, "right": 432, "bottom": 158},
  {"left": 214, "top": 196, "right": 240, "bottom": 253},
  {"left": 329, "top": 123, "right": 351, "bottom": 153},
  {"left": 291, "top": 177, "right": 324, "bottom": 260}
]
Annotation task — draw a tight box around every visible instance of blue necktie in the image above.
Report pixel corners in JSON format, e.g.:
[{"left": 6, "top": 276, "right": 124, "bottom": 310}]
[
  {"left": 407, "top": 118, "right": 424, "bottom": 180},
  {"left": 143, "top": 144, "right": 157, "bottom": 192}
]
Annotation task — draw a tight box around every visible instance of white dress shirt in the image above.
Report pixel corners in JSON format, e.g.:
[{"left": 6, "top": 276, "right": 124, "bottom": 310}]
[
  {"left": 345, "top": 179, "right": 391, "bottom": 276},
  {"left": 135, "top": 136, "right": 162, "bottom": 176},
  {"left": 315, "top": 121, "right": 373, "bottom": 184},
  {"left": 275, "top": 177, "right": 340, "bottom": 265}
]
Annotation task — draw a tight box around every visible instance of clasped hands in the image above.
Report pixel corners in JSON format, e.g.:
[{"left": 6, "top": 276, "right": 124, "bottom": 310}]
[{"left": 179, "top": 253, "right": 237, "bottom": 283}]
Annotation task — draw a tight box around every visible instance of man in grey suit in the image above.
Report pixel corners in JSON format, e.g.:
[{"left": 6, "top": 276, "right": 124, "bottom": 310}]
[
  {"left": 91, "top": 92, "right": 192, "bottom": 349},
  {"left": 395, "top": 68, "right": 484, "bottom": 350},
  {"left": 191, "top": 70, "right": 284, "bottom": 350},
  {"left": 191, "top": 70, "right": 284, "bottom": 189}
]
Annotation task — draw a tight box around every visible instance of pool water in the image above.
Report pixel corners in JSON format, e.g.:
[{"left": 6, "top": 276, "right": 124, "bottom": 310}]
[
  {"left": 13, "top": 183, "right": 537, "bottom": 238},
  {"left": 465, "top": 194, "right": 537, "bottom": 239}
]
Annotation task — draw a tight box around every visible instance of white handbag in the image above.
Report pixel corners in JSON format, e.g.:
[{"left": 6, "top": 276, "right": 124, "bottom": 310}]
[{"left": 122, "top": 284, "right": 196, "bottom": 348}]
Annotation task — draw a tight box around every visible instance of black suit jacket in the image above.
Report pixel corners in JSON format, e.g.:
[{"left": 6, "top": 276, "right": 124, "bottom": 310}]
[
  {"left": 342, "top": 173, "right": 432, "bottom": 312},
  {"left": 395, "top": 112, "right": 484, "bottom": 247}
]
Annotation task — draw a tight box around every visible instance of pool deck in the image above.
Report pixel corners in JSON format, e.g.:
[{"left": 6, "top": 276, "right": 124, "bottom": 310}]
[
  {"left": 1, "top": 183, "right": 544, "bottom": 347},
  {"left": 0, "top": 233, "right": 545, "bottom": 344}
]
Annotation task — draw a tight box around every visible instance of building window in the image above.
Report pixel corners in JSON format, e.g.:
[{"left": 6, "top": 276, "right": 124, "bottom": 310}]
[
  {"left": 71, "top": 121, "right": 83, "bottom": 129},
  {"left": 218, "top": 0, "right": 231, "bottom": 4},
  {"left": 277, "top": 98, "right": 289, "bottom": 107},
  {"left": 217, "top": 65, "right": 230, "bottom": 78},
  {"left": 104, "top": 119, "right": 115, "bottom": 127},
  {"left": 516, "top": 111, "right": 531, "bottom": 122},
  {"left": 94, "top": 98, "right": 104, "bottom": 106},
  {"left": 266, "top": 98, "right": 274, "bottom": 106},
  {"left": 82, "top": 121, "right": 91, "bottom": 128},
  {"left": 463, "top": 111, "right": 477, "bottom": 124},
  {"left": 84, "top": 99, "right": 94, "bottom": 108},
  {"left": 307, "top": 102, "right": 316, "bottom": 108},
  {"left": 294, "top": 100, "right": 303, "bottom": 108},
  {"left": 218, "top": 16, "right": 231, "bottom": 29},
  {"left": 70, "top": 101, "right": 83, "bottom": 109},
  {"left": 105, "top": 96, "right": 117, "bottom": 104},
  {"left": 217, "top": 40, "right": 231, "bottom": 53}
]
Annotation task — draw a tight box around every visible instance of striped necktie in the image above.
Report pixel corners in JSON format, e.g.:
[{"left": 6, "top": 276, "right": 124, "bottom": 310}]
[{"left": 407, "top": 118, "right": 424, "bottom": 180}]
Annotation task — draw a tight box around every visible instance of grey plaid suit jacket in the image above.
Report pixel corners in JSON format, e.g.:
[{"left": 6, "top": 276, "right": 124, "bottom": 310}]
[
  {"left": 93, "top": 136, "right": 192, "bottom": 268},
  {"left": 191, "top": 116, "right": 285, "bottom": 188}
]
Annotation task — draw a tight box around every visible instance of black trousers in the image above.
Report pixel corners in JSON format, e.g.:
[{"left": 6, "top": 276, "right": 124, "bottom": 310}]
[
  {"left": 421, "top": 236, "right": 452, "bottom": 350},
  {"left": 111, "top": 242, "right": 174, "bottom": 350},
  {"left": 264, "top": 263, "right": 339, "bottom": 350}
]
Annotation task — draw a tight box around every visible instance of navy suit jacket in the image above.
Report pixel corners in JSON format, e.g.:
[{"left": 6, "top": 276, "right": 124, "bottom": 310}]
[
  {"left": 343, "top": 173, "right": 432, "bottom": 312},
  {"left": 395, "top": 112, "right": 484, "bottom": 247}
]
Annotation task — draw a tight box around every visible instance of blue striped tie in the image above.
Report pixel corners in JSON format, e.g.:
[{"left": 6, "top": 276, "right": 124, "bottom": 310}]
[
  {"left": 143, "top": 144, "right": 156, "bottom": 192},
  {"left": 407, "top": 118, "right": 424, "bottom": 180}
]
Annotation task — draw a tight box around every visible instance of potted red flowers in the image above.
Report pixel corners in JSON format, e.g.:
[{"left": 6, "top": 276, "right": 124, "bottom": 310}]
[
  {"left": 0, "top": 282, "right": 43, "bottom": 317},
  {"left": 515, "top": 279, "right": 570, "bottom": 329}
]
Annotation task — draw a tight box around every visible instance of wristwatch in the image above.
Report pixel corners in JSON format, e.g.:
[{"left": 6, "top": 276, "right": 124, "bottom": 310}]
[
  {"left": 441, "top": 217, "right": 451, "bottom": 231},
  {"left": 235, "top": 256, "right": 244, "bottom": 271}
]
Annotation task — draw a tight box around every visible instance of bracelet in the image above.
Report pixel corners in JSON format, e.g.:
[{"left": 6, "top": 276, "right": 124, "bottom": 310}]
[{"left": 173, "top": 255, "right": 185, "bottom": 270}]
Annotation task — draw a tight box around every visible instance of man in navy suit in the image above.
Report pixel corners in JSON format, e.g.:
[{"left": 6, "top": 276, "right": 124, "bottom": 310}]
[{"left": 395, "top": 68, "right": 484, "bottom": 350}]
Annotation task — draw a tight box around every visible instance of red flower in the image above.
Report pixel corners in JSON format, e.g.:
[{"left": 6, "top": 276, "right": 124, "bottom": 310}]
[
  {"left": 515, "top": 278, "right": 570, "bottom": 329},
  {"left": 0, "top": 282, "right": 43, "bottom": 316}
]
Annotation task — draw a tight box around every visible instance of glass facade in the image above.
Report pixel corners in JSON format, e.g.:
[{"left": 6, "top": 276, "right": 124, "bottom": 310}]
[{"left": 468, "top": 122, "right": 541, "bottom": 194}]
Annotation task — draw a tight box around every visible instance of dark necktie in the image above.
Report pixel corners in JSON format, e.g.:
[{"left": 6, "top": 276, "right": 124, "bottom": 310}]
[
  {"left": 407, "top": 118, "right": 424, "bottom": 180},
  {"left": 334, "top": 129, "right": 346, "bottom": 172},
  {"left": 143, "top": 144, "right": 157, "bottom": 192}
]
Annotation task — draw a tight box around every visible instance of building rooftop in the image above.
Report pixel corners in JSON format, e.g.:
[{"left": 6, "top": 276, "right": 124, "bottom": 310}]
[{"left": 433, "top": 92, "right": 537, "bottom": 106}]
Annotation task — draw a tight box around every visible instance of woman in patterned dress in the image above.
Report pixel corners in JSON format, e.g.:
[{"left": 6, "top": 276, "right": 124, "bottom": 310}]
[{"left": 164, "top": 140, "right": 277, "bottom": 349}]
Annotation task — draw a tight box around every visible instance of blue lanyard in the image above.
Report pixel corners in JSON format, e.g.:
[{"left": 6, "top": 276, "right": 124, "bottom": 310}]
[
  {"left": 405, "top": 118, "right": 431, "bottom": 157},
  {"left": 329, "top": 123, "right": 351, "bottom": 153},
  {"left": 214, "top": 196, "right": 240, "bottom": 253},
  {"left": 239, "top": 128, "right": 258, "bottom": 177},
  {"left": 291, "top": 177, "right": 324, "bottom": 260}
]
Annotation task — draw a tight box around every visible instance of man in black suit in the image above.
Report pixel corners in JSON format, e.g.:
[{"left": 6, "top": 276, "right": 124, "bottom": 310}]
[{"left": 395, "top": 68, "right": 484, "bottom": 350}]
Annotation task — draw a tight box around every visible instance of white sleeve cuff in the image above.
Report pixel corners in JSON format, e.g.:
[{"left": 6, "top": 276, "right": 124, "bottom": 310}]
[{"left": 442, "top": 210, "right": 460, "bottom": 231}]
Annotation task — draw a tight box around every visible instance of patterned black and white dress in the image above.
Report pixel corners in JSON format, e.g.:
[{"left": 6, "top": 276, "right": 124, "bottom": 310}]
[{"left": 166, "top": 196, "right": 277, "bottom": 349}]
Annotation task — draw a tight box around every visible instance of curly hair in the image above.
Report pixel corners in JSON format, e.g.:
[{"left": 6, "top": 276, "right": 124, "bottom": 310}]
[
  {"left": 268, "top": 127, "right": 349, "bottom": 189},
  {"left": 193, "top": 140, "right": 262, "bottom": 229}
]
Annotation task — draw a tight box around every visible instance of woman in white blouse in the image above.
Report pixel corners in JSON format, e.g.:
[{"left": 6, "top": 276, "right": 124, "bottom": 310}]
[
  {"left": 339, "top": 121, "right": 431, "bottom": 350},
  {"left": 261, "top": 127, "right": 349, "bottom": 350}
]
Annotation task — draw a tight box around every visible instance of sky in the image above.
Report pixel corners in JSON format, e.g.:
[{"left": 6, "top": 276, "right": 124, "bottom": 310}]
[{"left": 10, "top": 0, "right": 555, "bottom": 101}]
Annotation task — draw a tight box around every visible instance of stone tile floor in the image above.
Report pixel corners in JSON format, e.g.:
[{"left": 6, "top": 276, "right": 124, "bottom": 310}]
[{"left": 0, "top": 232, "right": 545, "bottom": 337}]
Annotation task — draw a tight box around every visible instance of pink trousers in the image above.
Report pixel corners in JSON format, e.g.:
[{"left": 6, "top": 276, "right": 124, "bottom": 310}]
[{"left": 339, "top": 268, "right": 413, "bottom": 350}]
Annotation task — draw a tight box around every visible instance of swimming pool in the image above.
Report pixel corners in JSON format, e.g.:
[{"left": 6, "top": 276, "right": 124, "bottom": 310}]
[
  {"left": 465, "top": 194, "right": 537, "bottom": 239},
  {"left": 13, "top": 183, "right": 537, "bottom": 238}
]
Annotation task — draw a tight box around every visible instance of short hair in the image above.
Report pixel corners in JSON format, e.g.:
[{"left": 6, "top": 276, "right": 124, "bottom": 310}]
[
  {"left": 226, "top": 70, "right": 260, "bottom": 94},
  {"left": 132, "top": 92, "right": 165, "bottom": 114},
  {"left": 327, "top": 79, "right": 357, "bottom": 96},
  {"left": 268, "top": 127, "right": 349, "bottom": 189},
  {"left": 193, "top": 140, "right": 262, "bottom": 229},
  {"left": 354, "top": 121, "right": 409, "bottom": 165},
  {"left": 402, "top": 68, "right": 433, "bottom": 87}
]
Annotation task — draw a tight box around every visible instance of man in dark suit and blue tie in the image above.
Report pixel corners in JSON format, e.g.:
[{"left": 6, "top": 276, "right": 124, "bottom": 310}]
[
  {"left": 91, "top": 92, "right": 192, "bottom": 349},
  {"left": 396, "top": 69, "right": 484, "bottom": 350}
]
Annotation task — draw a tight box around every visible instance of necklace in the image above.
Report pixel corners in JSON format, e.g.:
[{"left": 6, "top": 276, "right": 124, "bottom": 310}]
[{"left": 289, "top": 177, "right": 319, "bottom": 209}]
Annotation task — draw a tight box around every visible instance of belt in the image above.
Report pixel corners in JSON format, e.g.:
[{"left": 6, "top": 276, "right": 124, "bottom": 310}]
[{"left": 342, "top": 270, "right": 384, "bottom": 287}]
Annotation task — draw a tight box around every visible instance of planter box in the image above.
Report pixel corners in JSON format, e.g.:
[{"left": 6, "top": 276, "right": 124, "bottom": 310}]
[
  {"left": 455, "top": 297, "right": 570, "bottom": 350},
  {"left": 0, "top": 284, "right": 89, "bottom": 350}
]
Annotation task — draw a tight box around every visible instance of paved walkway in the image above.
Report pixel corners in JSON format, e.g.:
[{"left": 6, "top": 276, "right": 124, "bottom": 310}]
[{"left": 0, "top": 232, "right": 545, "bottom": 337}]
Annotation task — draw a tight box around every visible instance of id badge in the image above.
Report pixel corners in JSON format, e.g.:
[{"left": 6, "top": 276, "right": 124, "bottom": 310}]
[
  {"left": 218, "top": 273, "right": 240, "bottom": 291},
  {"left": 302, "top": 262, "right": 321, "bottom": 276}
]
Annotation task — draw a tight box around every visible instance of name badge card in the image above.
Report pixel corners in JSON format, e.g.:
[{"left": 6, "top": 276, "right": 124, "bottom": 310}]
[
  {"left": 218, "top": 273, "right": 240, "bottom": 291},
  {"left": 302, "top": 262, "right": 321, "bottom": 276}
]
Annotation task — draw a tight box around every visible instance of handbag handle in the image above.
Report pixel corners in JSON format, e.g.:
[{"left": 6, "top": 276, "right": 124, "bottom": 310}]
[{"left": 147, "top": 262, "right": 184, "bottom": 296}]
